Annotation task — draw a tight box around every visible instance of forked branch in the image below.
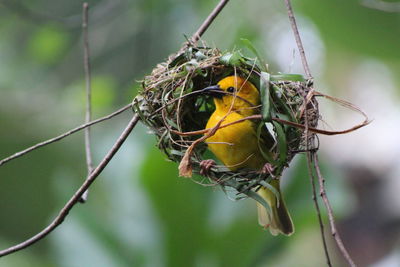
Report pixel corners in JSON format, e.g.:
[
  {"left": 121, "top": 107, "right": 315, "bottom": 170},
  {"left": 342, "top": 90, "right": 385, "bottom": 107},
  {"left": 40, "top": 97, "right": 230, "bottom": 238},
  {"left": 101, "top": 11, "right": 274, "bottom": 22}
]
[
  {"left": 0, "top": 0, "right": 232, "bottom": 257},
  {"left": 0, "top": 114, "right": 140, "bottom": 257}
]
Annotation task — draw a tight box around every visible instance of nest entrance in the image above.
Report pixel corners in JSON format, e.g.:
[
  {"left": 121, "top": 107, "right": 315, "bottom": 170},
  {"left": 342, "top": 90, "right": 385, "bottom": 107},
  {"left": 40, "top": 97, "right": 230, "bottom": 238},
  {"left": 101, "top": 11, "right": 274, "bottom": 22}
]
[{"left": 133, "top": 45, "right": 318, "bottom": 196}]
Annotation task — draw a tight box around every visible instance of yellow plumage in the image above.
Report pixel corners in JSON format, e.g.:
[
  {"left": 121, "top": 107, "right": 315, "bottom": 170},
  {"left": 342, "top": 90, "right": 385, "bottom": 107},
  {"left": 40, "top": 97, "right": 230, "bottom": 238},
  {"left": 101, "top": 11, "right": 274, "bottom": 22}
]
[{"left": 205, "top": 76, "right": 294, "bottom": 236}]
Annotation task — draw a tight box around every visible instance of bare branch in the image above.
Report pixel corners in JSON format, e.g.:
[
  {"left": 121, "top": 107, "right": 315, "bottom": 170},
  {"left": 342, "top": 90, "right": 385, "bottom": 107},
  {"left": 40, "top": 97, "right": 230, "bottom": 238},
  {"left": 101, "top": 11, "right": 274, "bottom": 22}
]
[
  {"left": 0, "top": 114, "right": 140, "bottom": 257},
  {"left": 314, "top": 154, "right": 356, "bottom": 267},
  {"left": 81, "top": 2, "right": 93, "bottom": 203},
  {"left": 306, "top": 153, "right": 332, "bottom": 266},
  {"left": 0, "top": 104, "right": 132, "bottom": 167},
  {"left": 190, "top": 0, "right": 230, "bottom": 44},
  {"left": 283, "top": 0, "right": 312, "bottom": 79},
  {"left": 303, "top": 90, "right": 332, "bottom": 265}
]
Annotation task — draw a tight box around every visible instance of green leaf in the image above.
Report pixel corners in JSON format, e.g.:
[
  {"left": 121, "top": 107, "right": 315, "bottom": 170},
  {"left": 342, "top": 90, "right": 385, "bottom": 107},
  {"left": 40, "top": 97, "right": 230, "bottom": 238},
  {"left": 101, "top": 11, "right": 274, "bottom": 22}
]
[
  {"left": 259, "top": 71, "right": 271, "bottom": 122},
  {"left": 240, "top": 38, "right": 268, "bottom": 72},
  {"left": 194, "top": 50, "right": 206, "bottom": 61},
  {"left": 168, "top": 52, "right": 186, "bottom": 67},
  {"left": 272, "top": 121, "right": 288, "bottom": 165},
  {"left": 170, "top": 150, "right": 185, "bottom": 156},
  {"left": 270, "top": 74, "right": 305, "bottom": 82},
  {"left": 256, "top": 122, "right": 276, "bottom": 164},
  {"left": 219, "top": 51, "right": 243, "bottom": 66},
  {"left": 244, "top": 190, "right": 272, "bottom": 214},
  {"left": 166, "top": 117, "right": 179, "bottom": 130},
  {"left": 259, "top": 180, "right": 280, "bottom": 207}
]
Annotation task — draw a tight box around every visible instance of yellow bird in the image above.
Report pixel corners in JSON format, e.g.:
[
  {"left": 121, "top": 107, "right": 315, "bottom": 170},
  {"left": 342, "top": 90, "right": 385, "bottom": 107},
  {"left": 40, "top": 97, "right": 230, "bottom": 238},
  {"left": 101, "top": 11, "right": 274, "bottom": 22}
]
[{"left": 202, "top": 76, "right": 294, "bottom": 236}]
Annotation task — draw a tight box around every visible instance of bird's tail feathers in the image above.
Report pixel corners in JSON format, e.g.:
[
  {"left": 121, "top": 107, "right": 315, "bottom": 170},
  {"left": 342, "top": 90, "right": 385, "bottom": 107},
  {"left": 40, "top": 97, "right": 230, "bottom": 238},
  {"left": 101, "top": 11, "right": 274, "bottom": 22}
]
[{"left": 256, "top": 181, "right": 294, "bottom": 236}]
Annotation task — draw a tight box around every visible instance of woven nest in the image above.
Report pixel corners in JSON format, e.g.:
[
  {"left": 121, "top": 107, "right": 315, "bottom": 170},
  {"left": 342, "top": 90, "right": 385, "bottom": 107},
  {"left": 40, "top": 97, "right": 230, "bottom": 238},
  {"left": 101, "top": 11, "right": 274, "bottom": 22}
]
[{"left": 133, "top": 45, "right": 318, "bottom": 200}]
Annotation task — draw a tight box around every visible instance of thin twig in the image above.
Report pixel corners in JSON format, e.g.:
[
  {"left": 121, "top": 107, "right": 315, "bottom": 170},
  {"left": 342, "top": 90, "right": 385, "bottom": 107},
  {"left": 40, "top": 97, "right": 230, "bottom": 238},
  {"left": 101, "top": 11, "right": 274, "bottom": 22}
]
[
  {"left": 314, "top": 154, "right": 356, "bottom": 267},
  {"left": 303, "top": 88, "right": 331, "bottom": 266},
  {"left": 0, "top": 103, "right": 132, "bottom": 167},
  {"left": 283, "top": 1, "right": 357, "bottom": 264},
  {"left": 190, "top": 0, "right": 230, "bottom": 44},
  {"left": 0, "top": 114, "right": 140, "bottom": 257},
  {"left": 283, "top": 0, "right": 312, "bottom": 79},
  {"left": 282, "top": 0, "right": 333, "bottom": 264},
  {"left": 306, "top": 152, "right": 332, "bottom": 266},
  {"left": 81, "top": 2, "right": 92, "bottom": 203},
  {"left": 304, "top": 104, "right": 331, "bottom": 265}
]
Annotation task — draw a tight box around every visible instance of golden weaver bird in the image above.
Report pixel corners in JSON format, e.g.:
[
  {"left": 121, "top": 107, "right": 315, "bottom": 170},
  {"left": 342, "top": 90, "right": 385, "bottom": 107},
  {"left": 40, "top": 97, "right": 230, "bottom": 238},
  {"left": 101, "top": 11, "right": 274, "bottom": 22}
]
[{"left": 202, "top": 76, "right": 294, "bottom": 236}]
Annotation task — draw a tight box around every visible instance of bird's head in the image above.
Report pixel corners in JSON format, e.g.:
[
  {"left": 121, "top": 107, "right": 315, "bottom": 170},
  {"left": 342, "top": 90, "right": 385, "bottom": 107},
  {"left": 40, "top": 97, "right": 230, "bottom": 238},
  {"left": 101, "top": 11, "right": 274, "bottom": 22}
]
[{"left": 202, "top": 76, "right": 260, "bottom": 115}]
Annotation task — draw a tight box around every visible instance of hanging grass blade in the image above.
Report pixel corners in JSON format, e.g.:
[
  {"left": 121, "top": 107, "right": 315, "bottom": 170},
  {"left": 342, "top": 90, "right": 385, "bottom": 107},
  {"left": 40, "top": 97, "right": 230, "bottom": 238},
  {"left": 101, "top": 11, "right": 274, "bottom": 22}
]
[
  {"left": 272, "top": 121, "right": 288, "bottom": 166},
  {"left": 260, "top": 71, "right": 271, "bottom": 122},
  {"left": 244, "top": 189, "right": 273, "bottom": 215},
  {"left": 259, "top": 180, "right": 280, "bottom": 207},
  {"left": 256, "top": 122, "right": 277, "bottom": 165}
]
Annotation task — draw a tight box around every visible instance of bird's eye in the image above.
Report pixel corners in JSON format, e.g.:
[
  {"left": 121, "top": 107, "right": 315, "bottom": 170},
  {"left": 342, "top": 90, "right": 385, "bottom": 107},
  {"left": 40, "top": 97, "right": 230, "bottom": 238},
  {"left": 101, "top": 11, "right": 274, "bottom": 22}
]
[{"left": 227, "top": 87, "right": 235, "bottom": 93}]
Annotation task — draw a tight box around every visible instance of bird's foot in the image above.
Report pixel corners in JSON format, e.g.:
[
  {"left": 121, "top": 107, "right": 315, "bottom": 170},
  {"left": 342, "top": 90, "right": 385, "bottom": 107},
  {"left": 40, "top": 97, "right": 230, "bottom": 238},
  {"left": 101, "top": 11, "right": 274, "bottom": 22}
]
[
  {"left": 261, "top": 163, "right": 275, "bottom": 176},
  {"left": 200, "top": 159, "right": 216, "bottom": 176}
]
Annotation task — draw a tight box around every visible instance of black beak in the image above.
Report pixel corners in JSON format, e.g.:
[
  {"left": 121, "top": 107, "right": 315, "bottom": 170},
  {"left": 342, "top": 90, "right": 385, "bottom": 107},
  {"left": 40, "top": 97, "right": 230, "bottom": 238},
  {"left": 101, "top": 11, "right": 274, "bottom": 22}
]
[{"left": 201, "top": 85, "right": 224, "bottom": 98}]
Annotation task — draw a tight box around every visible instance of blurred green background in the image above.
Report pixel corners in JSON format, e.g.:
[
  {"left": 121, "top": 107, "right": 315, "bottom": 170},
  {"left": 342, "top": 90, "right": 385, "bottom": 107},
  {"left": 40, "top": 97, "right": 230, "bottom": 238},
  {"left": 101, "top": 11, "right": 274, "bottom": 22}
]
[{"left": 1, "top": 0, "right": 399, "bottom": 266}]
